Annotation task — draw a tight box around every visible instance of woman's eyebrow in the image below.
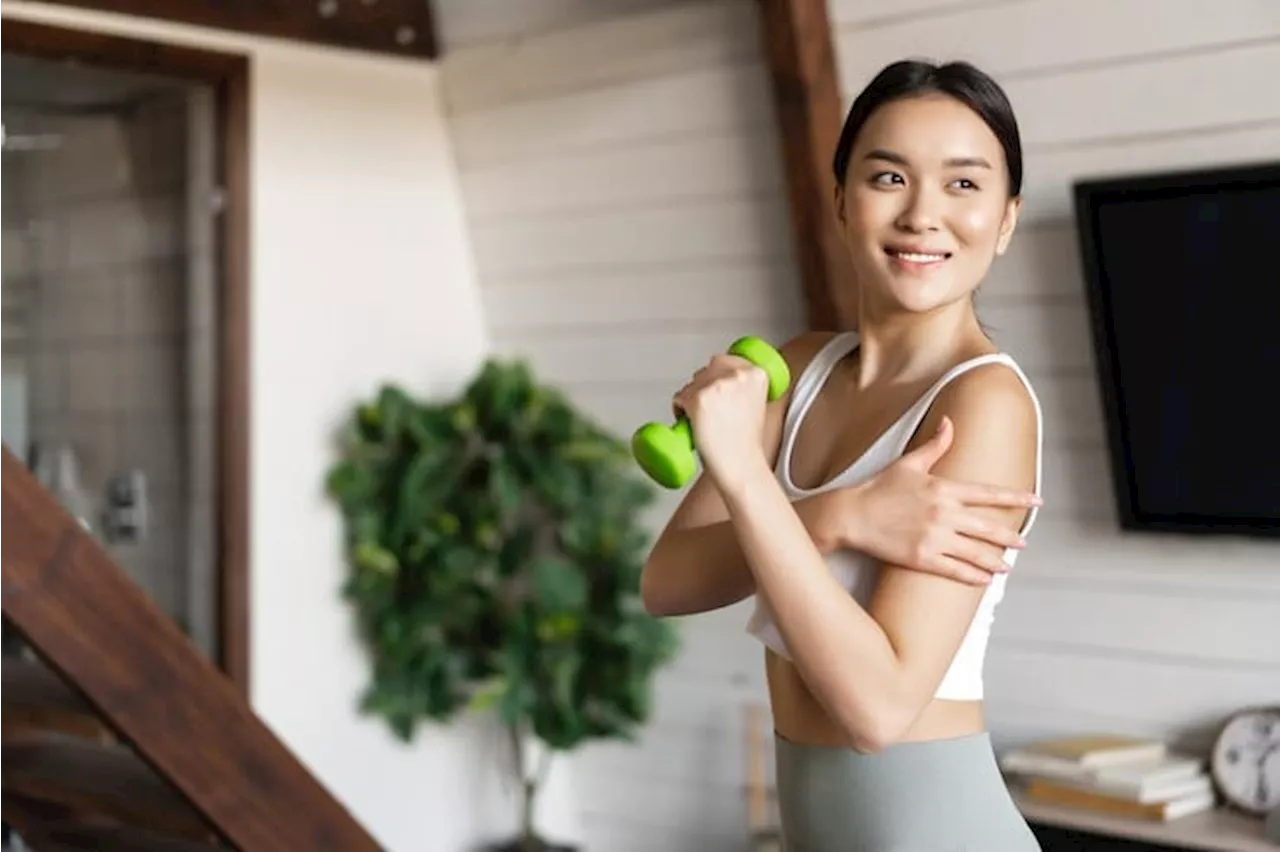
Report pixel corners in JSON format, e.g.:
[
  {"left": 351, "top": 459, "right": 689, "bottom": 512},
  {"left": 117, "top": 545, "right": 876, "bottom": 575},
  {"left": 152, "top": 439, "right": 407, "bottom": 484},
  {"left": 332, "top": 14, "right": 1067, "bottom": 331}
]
[
  {"left": 863, "top": 149, "right": 993, "bottom": 169},
  {"left": 946, "top": 156, "right": 993, "bottom": 169},
  {"left": 864, "top": 148, "right": 908, "bottom": 165}
]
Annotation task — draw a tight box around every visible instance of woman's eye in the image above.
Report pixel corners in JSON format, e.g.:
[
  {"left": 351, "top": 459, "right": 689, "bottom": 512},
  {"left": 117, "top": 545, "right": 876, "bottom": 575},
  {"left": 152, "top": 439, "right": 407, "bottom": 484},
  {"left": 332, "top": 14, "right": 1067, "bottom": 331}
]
[
  {"left": 951, "top": 178, "right": 979, "bottom": 191},
  {"left": 871, "top": 172, "right": 903, "bottom": 186}
]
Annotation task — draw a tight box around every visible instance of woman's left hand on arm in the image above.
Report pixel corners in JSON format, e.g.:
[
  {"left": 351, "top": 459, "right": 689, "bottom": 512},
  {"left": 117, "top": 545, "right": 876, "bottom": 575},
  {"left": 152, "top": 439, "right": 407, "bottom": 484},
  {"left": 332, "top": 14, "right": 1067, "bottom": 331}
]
[{"left": 813, "top": 414, "right": 1040, "bottom": 585}]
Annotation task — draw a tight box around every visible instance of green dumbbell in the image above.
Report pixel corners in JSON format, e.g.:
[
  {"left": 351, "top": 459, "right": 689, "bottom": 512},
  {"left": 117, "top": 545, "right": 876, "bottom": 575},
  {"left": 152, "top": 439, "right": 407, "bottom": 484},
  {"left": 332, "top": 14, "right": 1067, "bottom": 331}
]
[{"left": 631, "top": 336, "right": 791, "bottom": 489}]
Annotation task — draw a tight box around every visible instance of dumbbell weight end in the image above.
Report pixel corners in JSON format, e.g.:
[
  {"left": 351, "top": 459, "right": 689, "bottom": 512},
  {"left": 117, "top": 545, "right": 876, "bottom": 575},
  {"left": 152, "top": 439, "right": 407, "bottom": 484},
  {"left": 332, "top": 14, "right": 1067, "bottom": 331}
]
[{"left": 631, "top": 417, "right": 696, "bottom": 490}]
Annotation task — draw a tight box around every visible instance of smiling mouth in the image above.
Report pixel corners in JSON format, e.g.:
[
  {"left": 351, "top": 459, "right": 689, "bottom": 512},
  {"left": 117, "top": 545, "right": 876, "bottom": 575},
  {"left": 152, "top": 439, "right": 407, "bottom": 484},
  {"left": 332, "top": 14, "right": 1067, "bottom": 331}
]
[{"left": 885, "top": 247, "right": 952, "bottom": 263}]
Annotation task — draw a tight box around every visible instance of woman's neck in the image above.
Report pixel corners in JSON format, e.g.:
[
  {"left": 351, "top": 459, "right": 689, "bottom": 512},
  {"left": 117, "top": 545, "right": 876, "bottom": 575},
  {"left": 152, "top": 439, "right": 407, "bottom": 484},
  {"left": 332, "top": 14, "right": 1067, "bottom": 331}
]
[{"left": 852, "top": 301, "right": 991, "bottom": 390}]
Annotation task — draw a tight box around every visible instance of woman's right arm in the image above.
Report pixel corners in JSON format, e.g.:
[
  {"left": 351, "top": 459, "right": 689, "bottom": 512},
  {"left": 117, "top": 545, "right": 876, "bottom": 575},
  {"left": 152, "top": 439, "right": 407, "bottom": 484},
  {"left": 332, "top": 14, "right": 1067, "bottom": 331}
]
[
  {"left": 640, "top": 332, "right": 834, "bottom": 617},
  {"left": 641, "top": 477, "right": 845, "bottom": 617}
]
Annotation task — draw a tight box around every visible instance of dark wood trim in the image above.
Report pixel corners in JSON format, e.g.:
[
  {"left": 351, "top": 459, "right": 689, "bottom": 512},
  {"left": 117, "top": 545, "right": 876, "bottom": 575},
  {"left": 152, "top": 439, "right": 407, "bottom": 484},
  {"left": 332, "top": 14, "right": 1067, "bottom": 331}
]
[
  {"left": 33, "top": 0, "right": 438, "bottom": 61},
  {"left": 214, "top": 36, "right": 253, "bottom": 701},
  {"left": 2, "top": 449, "right": 382, "bottom": 850},
  {"left": 757, "top": 0, "right": 857, "bottom": 331},
  {"left": 2, "top": 19, "right": 253, "bottom": 697},
  {"left": 2, "top": 16, "right": 247, "bottom": 81}
]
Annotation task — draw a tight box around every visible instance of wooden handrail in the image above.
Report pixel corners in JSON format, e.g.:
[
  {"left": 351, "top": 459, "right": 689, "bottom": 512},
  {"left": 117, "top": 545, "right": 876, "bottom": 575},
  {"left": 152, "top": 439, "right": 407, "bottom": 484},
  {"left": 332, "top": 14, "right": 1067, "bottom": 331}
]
[{"left": 2, "top": 446, "right": 382, "bottom": 851}]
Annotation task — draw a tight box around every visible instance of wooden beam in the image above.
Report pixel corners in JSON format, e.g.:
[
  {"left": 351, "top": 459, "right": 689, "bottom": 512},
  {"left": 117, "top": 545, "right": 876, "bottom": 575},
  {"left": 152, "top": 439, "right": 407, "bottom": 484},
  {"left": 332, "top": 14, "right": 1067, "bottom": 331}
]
[
  {"left": 34, "top": 0, "right": 439, "bottom": 61},
  {"left": 2, "top": 15, "right": 249, "bottom": 81},
  {"left": 2, "top": 447, "right": 382, "bottom": 852},
  {"left": 758, "top": 0, "right": 857, "bottom": 331}
]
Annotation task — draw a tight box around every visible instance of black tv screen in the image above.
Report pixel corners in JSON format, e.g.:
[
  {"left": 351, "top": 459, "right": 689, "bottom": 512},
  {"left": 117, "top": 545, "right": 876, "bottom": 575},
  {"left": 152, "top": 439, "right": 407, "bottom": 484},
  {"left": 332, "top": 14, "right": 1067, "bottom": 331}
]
[{"left": 1072, "top": 161, "right": 1280, "bottom": 536}]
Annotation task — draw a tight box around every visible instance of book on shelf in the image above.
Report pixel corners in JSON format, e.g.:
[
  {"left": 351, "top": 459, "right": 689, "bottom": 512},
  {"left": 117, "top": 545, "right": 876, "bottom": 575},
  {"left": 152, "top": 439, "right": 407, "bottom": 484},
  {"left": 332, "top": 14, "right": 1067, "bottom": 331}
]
[
  {"left": 1007, "top": 734, "right": 1168, "bottom": 769},
  {"left": 1001, "top": 734, "right": 1216, "bottom": 822},
  {"left": 1021, "top": 778, "right": 1215, "bottom": 822}
]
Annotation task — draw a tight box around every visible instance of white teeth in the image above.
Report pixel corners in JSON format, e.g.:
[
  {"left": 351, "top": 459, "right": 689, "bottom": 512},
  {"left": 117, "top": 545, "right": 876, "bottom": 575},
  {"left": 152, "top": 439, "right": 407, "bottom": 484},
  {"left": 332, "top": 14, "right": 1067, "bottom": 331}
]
[{"left": 892, "top": 250, "right": 947, "bottom": 262}]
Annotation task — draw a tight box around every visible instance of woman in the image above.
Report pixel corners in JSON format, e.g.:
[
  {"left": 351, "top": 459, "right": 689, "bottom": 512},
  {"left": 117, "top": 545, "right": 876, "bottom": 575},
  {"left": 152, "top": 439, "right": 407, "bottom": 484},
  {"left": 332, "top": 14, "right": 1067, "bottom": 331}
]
[{"left": 641, "top": 60, "right": 1043, "bottom": 850}]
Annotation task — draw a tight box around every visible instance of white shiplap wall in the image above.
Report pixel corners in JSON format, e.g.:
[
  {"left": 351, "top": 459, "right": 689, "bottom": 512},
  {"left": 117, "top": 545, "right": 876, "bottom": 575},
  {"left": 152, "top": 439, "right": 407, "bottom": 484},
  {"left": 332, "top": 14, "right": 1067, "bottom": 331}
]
[
  {"left": 827, "top": 0, "right": 1280, "bottom": 752},
  {"left": 441, "top": 2, "right": 801, "bottom": 849}
]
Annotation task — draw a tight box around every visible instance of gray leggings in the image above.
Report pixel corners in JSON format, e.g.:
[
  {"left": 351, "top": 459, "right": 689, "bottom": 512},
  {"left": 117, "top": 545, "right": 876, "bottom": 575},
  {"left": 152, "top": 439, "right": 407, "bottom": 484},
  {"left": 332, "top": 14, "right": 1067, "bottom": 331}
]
[{"left": 775, "top": 731, "right": 1042, "bottom": 852}]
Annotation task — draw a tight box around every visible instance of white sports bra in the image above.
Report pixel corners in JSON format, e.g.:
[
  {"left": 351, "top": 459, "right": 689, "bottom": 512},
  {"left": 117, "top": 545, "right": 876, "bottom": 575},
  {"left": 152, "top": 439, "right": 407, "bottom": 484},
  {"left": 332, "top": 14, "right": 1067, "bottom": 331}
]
[{"left": 745, "top": 331, "right": 1044, "bottom": 700}]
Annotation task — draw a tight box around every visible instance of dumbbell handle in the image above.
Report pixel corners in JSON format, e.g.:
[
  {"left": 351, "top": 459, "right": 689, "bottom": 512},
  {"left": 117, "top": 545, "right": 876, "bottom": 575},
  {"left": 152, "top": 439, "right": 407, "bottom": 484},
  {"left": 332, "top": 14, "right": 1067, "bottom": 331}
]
[{"left": 666, "top": 415, "right": 695, "bottom": 452}]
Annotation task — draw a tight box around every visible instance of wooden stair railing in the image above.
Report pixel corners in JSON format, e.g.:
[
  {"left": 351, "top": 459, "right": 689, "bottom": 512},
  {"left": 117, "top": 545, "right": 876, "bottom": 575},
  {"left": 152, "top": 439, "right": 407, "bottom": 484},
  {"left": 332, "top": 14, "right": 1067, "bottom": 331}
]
[{"left": 2, "top": 446, "right": 383, "bottom": 851}]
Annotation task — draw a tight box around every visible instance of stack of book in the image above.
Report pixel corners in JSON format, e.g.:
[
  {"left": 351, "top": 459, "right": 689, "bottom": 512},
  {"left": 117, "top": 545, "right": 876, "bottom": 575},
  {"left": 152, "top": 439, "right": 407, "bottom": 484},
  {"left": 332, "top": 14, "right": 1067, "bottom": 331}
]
[{"left": 1000, "top": 735, "right": 1217, "bottom": 822}]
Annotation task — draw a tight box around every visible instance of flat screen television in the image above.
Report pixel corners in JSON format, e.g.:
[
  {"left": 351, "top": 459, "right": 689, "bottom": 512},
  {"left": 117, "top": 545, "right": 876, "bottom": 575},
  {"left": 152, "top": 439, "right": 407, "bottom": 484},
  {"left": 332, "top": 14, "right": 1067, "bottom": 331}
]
[{"left": 1072, "top": 160, "right": 1280, "bottom": 537}]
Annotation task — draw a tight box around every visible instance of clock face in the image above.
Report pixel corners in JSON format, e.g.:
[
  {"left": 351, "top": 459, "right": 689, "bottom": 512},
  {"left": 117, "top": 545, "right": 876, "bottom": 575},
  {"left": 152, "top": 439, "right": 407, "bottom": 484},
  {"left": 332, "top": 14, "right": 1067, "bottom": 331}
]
[{"left": 1212, "top": 708, "right": 1280, "bottom": 815}]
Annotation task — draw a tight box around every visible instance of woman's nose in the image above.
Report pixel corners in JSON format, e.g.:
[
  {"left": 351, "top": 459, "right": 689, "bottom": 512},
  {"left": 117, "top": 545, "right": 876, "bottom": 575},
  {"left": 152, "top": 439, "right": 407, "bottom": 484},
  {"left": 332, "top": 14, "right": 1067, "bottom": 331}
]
[{"left": 895, "top": 189, "right": 942, "bottom": 233}]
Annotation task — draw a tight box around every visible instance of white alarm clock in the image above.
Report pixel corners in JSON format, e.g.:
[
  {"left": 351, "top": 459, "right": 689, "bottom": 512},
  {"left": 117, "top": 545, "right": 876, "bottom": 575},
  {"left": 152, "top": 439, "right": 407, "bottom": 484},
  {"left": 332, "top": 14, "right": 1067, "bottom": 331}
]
[{"left": 1210, "top": 706, "right": 1280, "bottom": 816}]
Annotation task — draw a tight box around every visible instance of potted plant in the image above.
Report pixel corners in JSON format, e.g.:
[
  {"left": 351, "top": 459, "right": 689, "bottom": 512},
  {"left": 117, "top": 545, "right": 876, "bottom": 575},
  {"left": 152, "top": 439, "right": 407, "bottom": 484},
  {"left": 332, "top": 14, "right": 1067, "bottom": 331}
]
[{"left": 325, "top": 359, "right": 680, "bottom": 851}]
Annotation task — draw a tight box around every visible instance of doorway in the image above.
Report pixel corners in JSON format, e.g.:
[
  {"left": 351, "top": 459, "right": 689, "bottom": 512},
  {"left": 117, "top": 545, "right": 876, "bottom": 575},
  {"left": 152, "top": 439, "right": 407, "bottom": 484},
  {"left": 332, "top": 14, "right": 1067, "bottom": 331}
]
[{"left": 1, "top": 20, "right": 250, "bottom": 692}]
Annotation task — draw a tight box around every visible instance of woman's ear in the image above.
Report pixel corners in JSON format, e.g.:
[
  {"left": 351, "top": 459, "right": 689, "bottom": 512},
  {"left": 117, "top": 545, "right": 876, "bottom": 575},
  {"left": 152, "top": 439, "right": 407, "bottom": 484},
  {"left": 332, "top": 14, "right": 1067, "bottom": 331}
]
[{"left": 995, "top": 195, "right": 1022, "bottom": 256}]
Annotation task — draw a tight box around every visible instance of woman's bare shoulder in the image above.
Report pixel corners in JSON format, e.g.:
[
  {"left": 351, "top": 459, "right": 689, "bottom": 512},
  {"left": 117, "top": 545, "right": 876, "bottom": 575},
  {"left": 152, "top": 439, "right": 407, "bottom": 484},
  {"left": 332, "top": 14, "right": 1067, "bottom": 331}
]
[
  {"left": 921, "top": 360, "right": 1040, "bottom": 493},
  {"left": 777, "top": 330, "right": 844, "bottom": 378},
  {"left": 934, "top": 360, "right": 1038, "bottom": 429}
]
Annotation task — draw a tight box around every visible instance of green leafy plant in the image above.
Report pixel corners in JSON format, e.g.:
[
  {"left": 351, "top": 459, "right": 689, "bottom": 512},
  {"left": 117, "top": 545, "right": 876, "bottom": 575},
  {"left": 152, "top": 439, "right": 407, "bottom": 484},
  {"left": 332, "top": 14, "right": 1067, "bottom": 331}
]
[{"left": 325, "top": 359, "right": 679, "bottom": 850}]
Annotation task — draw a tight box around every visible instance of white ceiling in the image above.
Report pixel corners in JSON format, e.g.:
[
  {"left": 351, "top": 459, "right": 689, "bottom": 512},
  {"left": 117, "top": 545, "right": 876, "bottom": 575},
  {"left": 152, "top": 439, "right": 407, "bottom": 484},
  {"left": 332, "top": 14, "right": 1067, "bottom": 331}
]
[{"left": 431, "top": 0, "right": 688, "bottom": 49}]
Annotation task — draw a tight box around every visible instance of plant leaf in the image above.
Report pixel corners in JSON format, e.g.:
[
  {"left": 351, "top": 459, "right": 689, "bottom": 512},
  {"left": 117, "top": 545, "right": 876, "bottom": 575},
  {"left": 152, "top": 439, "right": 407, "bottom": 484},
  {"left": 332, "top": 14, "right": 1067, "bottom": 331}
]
[{"left": 531, "top": 558, "right": 588, "bottom": 615}]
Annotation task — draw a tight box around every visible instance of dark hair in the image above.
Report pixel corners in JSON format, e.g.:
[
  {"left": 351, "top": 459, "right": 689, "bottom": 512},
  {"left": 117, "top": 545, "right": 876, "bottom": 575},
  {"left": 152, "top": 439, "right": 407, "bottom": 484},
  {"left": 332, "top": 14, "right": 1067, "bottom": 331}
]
[{"left": 832, "top": 59, "right": 1023, "bottom": 196}]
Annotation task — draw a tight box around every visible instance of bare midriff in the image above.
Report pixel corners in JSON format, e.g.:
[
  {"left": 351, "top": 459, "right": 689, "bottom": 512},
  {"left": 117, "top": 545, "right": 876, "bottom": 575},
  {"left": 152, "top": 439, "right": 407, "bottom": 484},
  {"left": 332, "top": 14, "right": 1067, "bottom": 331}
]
[{"left": 766, "top": 649, "right": 985, "bottom": 747}]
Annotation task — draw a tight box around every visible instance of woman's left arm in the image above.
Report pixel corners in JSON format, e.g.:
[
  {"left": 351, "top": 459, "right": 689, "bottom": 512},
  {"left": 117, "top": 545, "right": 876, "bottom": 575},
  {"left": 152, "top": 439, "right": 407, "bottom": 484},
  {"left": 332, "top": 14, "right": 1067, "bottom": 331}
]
[{"left": 698, "top": 362, "right": 1037, "bottom": 753}]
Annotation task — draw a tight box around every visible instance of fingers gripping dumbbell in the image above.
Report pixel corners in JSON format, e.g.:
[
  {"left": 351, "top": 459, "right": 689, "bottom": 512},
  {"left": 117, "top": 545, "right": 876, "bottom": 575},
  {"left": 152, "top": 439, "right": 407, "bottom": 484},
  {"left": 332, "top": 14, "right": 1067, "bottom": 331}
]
[{"left": 630, "top": 336, "right": 791, "bottom": 489}]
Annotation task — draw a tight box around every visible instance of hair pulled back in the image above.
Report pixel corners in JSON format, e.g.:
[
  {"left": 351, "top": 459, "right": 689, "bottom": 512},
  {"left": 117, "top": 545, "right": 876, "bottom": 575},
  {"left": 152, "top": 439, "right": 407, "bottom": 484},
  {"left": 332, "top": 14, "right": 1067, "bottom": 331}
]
[{"left": 832, "top": 59, "right": 1023, "bottom": 197}]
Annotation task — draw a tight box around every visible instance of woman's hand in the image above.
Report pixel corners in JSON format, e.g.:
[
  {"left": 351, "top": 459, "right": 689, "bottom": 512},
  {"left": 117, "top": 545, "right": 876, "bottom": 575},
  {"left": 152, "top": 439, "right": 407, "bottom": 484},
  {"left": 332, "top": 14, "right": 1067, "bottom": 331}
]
[
  {"left": 671, "top": 354, "right": 773, "bottom": 491},
  {"left": 815, "top": 416, "right": 1042, "bottom": 585}
]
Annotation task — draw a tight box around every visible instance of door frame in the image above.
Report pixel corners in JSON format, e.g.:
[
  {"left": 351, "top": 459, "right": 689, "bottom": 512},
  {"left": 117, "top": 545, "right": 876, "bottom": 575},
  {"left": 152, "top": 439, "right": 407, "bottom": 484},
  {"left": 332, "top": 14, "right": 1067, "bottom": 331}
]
[{"left": 1, "top": 19, "right": 252, "bottom": 696}]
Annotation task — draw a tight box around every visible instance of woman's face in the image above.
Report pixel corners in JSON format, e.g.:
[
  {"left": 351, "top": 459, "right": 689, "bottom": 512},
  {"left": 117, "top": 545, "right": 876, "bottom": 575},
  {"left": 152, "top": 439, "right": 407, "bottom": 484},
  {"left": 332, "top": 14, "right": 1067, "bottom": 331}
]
[{"left": 835, "top": 93, "right": 1020, "bottom": 317}]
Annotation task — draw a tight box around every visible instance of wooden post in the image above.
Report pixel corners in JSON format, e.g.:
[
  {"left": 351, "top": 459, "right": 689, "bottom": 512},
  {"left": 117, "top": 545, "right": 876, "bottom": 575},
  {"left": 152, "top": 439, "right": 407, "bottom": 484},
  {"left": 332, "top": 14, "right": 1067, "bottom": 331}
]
[{"left": 757, "top": 0, "right": 857, "bottom": 331}]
